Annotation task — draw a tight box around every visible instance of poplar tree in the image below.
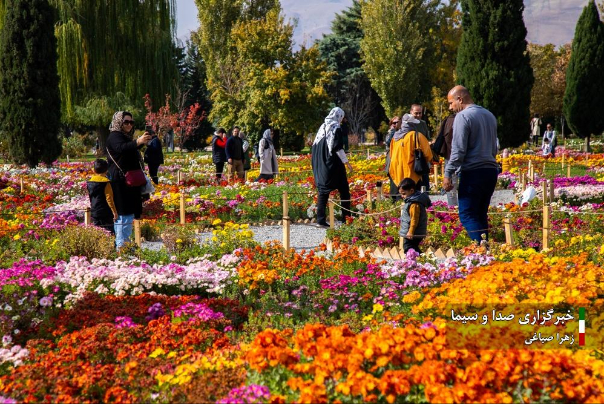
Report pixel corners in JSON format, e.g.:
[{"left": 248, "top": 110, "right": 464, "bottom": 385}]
[
  {"left": 318, "top": 0, "right": 385, "bottom": 136},
  {"left": 0, "top": 0, "right": 61, "bottom": 167},
  {"left": 563, "top": 0, "right": 604, "bottom": 151},
  {"left": 456, "top": 0, "right": 534, "bottom": 148},
  {"left": 359, "top": 0, "right": 439, "bottom": 117}
]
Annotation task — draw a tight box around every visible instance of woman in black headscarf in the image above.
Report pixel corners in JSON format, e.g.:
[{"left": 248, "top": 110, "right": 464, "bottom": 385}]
[
  {"left": 311, "top": 107, "right": 353, "bottom": 228},
  {"left": 105, "top": 111, "right": 151, "bottom": 249}
]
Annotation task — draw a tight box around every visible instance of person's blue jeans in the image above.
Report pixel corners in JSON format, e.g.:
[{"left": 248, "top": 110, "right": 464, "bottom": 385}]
[
  {"left": 114, "top": 214, "right": 134, "bottom": 249},
  {"left": 457, "top": 168, "right": 498, "bottom": 242}
]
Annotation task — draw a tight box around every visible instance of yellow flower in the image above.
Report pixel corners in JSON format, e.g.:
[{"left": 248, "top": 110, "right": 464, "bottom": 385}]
[
  {"left": 212, "top": 218, "right": 222, "bottom": 226},
  {"left": 176, "top": 239, "right": 182, "bottom": 243},
  {"left": 372, "top": 303, "right": 384, "bottom": 313},
  {"left": 149, "top": 348, "right": 166, "bottom": 358},
  {"left": 13, "top": 234, "right": 20, "bottom": 241}
]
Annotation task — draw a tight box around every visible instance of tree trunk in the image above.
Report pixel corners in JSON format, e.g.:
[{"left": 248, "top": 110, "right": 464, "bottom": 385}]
[
  {"left": 97, "top": 125, "right": 109, "bottom": 156},
  {"left": 583, "top": 135, "right": 591, "bottom": 153}
]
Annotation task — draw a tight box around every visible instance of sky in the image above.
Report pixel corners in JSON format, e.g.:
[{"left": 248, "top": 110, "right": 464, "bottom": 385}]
[{"left": 175, "top": 0, "right": 589, "bottom": 47}]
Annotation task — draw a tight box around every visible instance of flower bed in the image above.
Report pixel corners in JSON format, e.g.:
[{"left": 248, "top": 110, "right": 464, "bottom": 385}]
[{"left": 1, "top": 152, "right": 604, "bottom": 403}]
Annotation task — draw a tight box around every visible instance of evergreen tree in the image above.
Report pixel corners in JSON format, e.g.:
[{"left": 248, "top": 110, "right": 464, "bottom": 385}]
[
  {"left": 0, "top": 0, "right": 61, "bottom": 167},
  {"left": 456, "top": 0, "right": 534, "bottom": 148},
  {"left": 563, "top": 0, "right": 604, "bottom": 151},
  {"left": 0, "top": 0, "right": 180, "bottom": 124},
  {"left": 178, "top": 38, "right": 214, "bottom": 149}
]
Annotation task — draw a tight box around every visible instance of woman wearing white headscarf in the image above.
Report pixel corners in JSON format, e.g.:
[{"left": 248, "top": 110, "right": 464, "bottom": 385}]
[
  {"left": 311, "top": 107, "right": 353, "bottom": 227},
  {"left": 255, "top": 128, "right": 279, "bottom": 181}
]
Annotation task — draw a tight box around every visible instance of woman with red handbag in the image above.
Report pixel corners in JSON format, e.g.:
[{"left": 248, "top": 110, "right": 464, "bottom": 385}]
[{"left": 106, "top": 111, "right": 151, "bottom": 249}]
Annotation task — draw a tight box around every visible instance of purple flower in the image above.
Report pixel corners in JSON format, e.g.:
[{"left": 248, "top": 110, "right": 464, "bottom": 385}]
[
  {"left": 146, "top": 303, "right": 165, "bottom": 321},
  {"left": 115, "top": 316, "right": 137, "bottom": 329},
  {"left": 39, "top": 296, "right": 53, "bottom": 307},
  {"left": 217, "top": 384, "right": 270, "bottom": 404}
]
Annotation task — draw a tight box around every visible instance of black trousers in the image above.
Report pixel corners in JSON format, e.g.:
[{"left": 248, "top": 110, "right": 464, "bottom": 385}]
[
  {"left": 403, "top": 237, "right": 422, "bottom": 254},
  {"left": 316, "top": 182, "right": 351, "bottom": 225},
  {"left": 148, "top": 164, "right": 160, "bottom": 184},
  {"left": 93, "top": 215, "right": 115, "bottom": 235},
  {"left": 215, "top": 162, "right": 225, "bottom": 179}
]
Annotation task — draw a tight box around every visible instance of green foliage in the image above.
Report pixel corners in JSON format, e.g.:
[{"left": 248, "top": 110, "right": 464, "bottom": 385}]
[
  {"left": 0, "top": 0, "right": 62, "bottom": 167},
  {"left": 177, "top": 39, "right": 214, "bottom": 149},
  {"left": 457, "top": 0, "right": 534, "bottom": 149},
  {"left": 563, "top": 0, "right": 604, "bottom": 142},
  {"left": 529, "top": 43, "right": 570, "bottom": 119},
  {"left": 195, "top": 3, "right": 332, "bottom": 148},
  {"left": 60, "top": 133, "right": 90, "bottom": 159},
  {"left": 56, "top": 225, "right": 117, "bottom": 260},
  {"left": 359, "top": 0, "right": 440, "bottom": 117},
  {"left": 317, "top": 0, "right": 385, "bottom": 135},
  {"left": 46, "top": 0, "right": 178, "bottom": 123}
]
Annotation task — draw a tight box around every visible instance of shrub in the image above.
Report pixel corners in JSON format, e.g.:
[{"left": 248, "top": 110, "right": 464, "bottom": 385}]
[
  {"left": 161, "top": 225, "right": 198, "bottom": 254},
  {"left": 55, "top": 225, "right": 116, "bottom": 259}
]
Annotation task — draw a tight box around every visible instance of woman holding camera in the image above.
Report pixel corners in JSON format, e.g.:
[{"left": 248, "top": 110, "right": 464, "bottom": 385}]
[{"left": 106, "top": 111, "right": 151, "bottom": 249}]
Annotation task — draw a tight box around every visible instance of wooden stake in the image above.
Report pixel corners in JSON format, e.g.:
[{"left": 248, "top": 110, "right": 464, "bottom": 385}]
[
  {"left": 542, "top": 180, "right": 548, "bottom": 206},
  {"left": 84, "top": 207, "right": 91, "bottom": 226},
  {"left": 567, "top": 164, "right": 571, "bottom": 178},
  {"left": 177, "top": 170, "right": 181, "bottom": 184},
  {"left": 20, "top": 177, "right": 24, "bottom": 193},
  {"left": 329, "top": 201, "right": 335, "bottom": 229},
  {"left": 549, "top": 180, "right": 555, "bottom": 204},
  {"left": 133, "top": 219, "right": 141, "bottom": 247},
  {"left": 366, "top": 148, "right": 370, "bottom": 159},
  {"left": 504, "top": 216, "right": 514, "bottom": 246},
  {"left": 280, "top": 147, "right": 283, "bottom": 158},
  {"left": 542, "top": 204, "right": 551, "bottom": 250},
  {"left": 366, "top": 189, "right": 372, "bottom": 211},
  {"left": 282, "top": 191, "right": 290, "bottom": 250},
  {"left": 180, "top": 193, "right": 186, "bottom": 225},
  {"left": 433, "top": 164, "right": 439, "bottom": 189},
  {"left": 561, "top": 153, "right": 565, "bottom": 168}
]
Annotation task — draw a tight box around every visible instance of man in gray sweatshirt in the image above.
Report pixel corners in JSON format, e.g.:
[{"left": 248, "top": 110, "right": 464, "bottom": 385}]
[{"left": 443, "top": 85, "right": 499, "bottom": 242}]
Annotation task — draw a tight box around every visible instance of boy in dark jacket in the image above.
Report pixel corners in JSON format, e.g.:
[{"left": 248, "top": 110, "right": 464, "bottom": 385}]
[
  {"left": 87, "top": 159, "right": 118, "bottom": 234},
  {"left": 398, "top": 178, "right": 432, "bottom": 254}
]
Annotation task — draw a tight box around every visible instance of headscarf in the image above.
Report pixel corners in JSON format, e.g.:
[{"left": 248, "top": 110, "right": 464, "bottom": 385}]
[
  {"left": 262, "top": 129, "right": 273, "bottom": 145},
  {"left": 109, "top": 111, "right": 130, "bottom": 134},
  {"left": 312, "top": 107, "right": 345, "bottom": 155},
  {"left": 393, "top": 113, "right": 420, "bottom": 141}
]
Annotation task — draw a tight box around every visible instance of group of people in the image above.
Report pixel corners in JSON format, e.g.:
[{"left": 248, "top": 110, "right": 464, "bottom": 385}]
[
  {"left": 88, "top": 84, "right": 502, "bottom": 253},
  {"left": 309, "top": 84, "right": 499, "bottom": 254},
  {"left": 211, "top": 127, "right": 279, "bottom": 182},
  {"left": 383, "top": 86, "right": 500, "bottom": 252},
  {"left": 531, "top": 114, "right": 558, "bottom": 156}
]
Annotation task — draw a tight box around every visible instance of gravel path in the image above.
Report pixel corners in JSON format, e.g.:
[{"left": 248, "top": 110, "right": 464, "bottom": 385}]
[{"left": 142, "top": 190, "right": 515, "bottom": 252}]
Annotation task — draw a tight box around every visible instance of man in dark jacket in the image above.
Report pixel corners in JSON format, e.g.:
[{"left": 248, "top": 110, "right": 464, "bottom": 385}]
[
  {"left": 226, "top": 126, "right": 244, "bottom": 181},
  {"left": 144, "top": 130, "right": 164, "bottom": 185}
]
